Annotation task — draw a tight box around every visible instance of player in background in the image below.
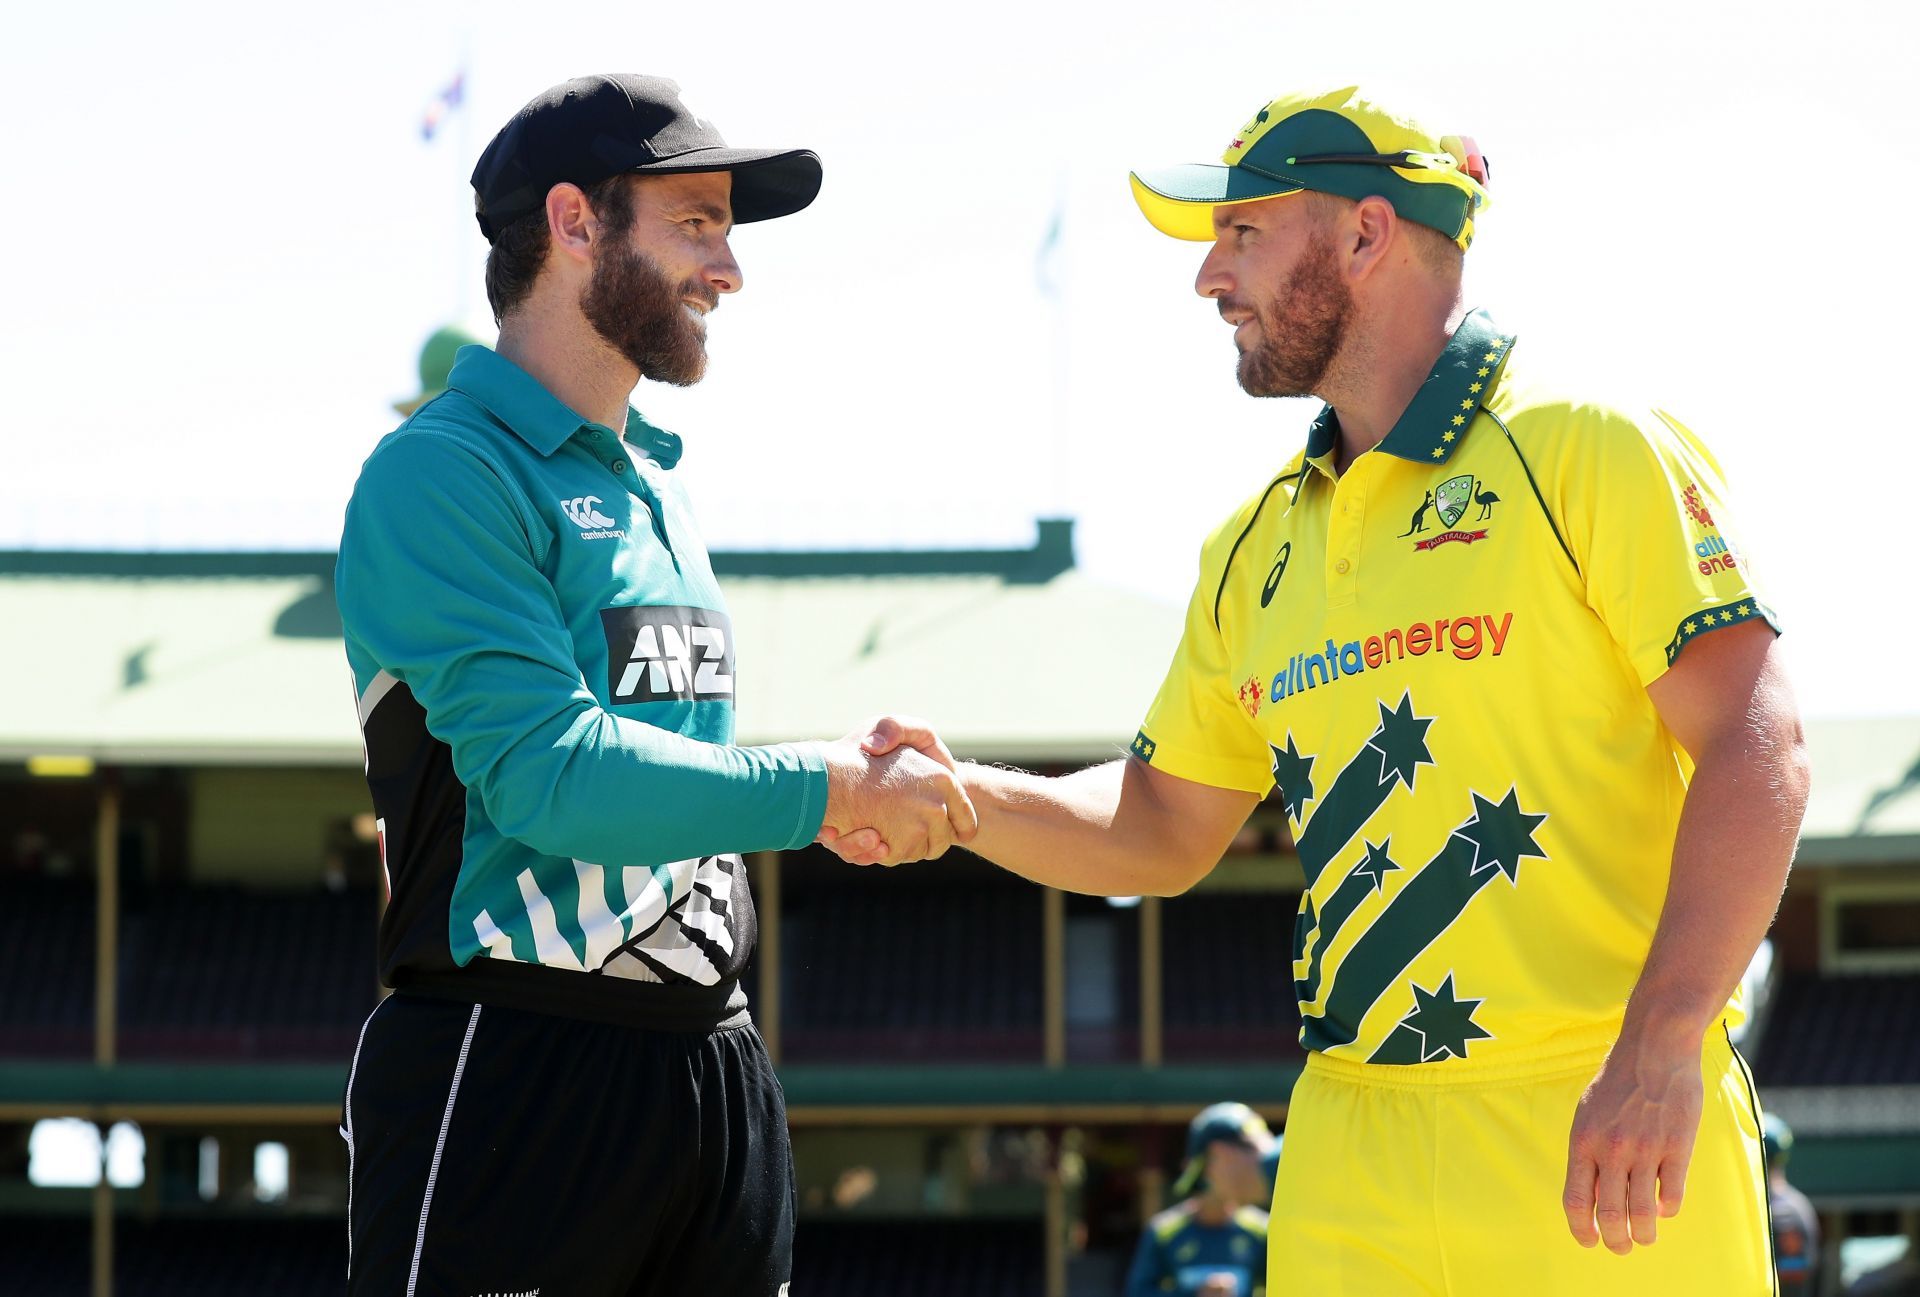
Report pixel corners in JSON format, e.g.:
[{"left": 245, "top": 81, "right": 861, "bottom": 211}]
[
  {"left": 337, "top": 75, "right": 972, "bottom": 1297},
  {"left": 1126, "top": 1103, "right": 1275, "bottom": 1296},
  {"left": 1766, "top": 1114, "right": 1822, "bottom": 1294},
  {"left": 830, "top": 86, "right": 1809, "bottom": 1295}
]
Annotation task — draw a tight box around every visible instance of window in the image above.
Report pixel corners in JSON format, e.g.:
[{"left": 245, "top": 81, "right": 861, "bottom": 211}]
[{"left": 1822, "top": 882, "right": 1920, "bottom": 972}]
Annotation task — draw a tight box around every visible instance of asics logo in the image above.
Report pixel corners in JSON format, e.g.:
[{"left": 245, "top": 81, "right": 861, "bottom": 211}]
[
  {"left": 561, "top": 495, "right": 618, "bottom": 530},
  {"left": 1261, "top": 542, "right": 1292, "bottom": 609}
]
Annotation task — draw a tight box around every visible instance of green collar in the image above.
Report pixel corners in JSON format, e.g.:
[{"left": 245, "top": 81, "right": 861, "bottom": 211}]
[
  {"left": 1302, "top": 308, "right": 1514, "bottom": 469},
  {"left": 446, "top": 345, "right": 684, "bottom": 469}
]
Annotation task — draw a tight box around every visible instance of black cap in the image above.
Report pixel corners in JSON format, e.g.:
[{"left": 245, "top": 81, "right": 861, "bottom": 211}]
[{"left": 470, "top": 74, "right": 822, "bottom": 243}]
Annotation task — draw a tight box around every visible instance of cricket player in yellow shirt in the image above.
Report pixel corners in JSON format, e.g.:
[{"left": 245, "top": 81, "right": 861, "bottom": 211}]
[{"left": 825, "top": 87, "right": 1810, "bottom": 1294}]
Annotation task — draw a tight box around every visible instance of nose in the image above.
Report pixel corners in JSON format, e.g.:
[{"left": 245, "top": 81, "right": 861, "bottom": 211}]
[
  {"left": 1195, "top": 239, "right": 1232, "bottom": 300},
  {"left": 707, "top": 239, "right": 743, "bottom": 296}
]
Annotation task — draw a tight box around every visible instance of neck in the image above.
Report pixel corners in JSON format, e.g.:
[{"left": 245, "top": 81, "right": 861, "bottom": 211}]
[
  {"left": 1325, "top": 281, "right": 1468, "bottom": 475},
  {"left": 496, "top": 293, "right": 641, "bottom": 432},
  {"left": 1194, "top": 1193, "right": 1233, "bottom": 1227}
]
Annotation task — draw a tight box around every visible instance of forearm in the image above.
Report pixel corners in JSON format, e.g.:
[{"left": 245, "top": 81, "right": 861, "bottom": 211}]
[
  {"left": 961, "top": 759, "right": 1210, "bottom": 896},
  {"left": 471, "top": 700, "right": 828, "bottom": 865},
  {"left": 1621, "top": 711, "right": 1811, "bottom": 1049}
]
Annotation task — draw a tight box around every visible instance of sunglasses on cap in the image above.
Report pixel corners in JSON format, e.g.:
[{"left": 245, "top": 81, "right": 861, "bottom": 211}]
[{"left": 1268, "top": 137, "right": 1491, "bottom": 188}]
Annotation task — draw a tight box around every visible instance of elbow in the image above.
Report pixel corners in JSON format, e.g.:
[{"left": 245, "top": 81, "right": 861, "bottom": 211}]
[{"left": 1142, "top": 849, "right": 1217, "bottom": 898}]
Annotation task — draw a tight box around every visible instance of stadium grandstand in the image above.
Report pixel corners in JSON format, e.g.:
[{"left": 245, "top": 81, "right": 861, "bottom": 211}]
[{"left": 2, "top": 529, "right": 1917, "bottom": 1295}]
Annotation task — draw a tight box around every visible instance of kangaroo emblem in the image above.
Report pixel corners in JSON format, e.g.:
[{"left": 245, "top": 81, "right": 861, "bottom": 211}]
[{"left": 1400, "top": 490, "right": 1435, "bottom": 537}]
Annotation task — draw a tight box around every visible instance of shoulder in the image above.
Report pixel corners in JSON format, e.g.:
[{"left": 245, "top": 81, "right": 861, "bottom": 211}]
[
  {"left": 1148, "top": 1201, "right": 1196, "bottom": 1241},
  {"left": 352, "top": 397, "right": 523, "bottom": 502},
  {"left": 1486, "top": 350, "right": 1722, "bottom": 482},
  {"left": 1233, "top": 1205, "right": 1270, "bottom": 1238}
]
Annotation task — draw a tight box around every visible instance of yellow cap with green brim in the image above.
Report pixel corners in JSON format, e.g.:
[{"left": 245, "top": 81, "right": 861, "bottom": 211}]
[{"left": 1129, "top": 86, "right": 1491, "bottom": 251}]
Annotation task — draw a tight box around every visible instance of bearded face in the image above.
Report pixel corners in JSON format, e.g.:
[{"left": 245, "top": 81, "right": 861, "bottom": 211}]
[
  {"left": 1229, "top": 231, "right": 1354, "bottom": 399},
  {"left": 581, "top": 238, "right": 718, "bottom": 388}
]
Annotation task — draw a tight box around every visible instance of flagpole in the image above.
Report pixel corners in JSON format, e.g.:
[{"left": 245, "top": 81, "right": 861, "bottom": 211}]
[{"left": 452, "top": 33, "right": 474, "bottom": 322}]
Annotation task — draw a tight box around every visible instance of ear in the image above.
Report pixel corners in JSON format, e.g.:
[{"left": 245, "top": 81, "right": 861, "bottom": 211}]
[
  {"left": 1346, "top": 195, "right": 1399, "bottom": 282},
  {"left": 545, "top": 182, "right": 597, "bottom": 267}
]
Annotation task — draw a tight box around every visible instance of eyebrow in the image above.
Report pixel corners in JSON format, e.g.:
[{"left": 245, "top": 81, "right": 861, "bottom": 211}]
[{"left": 678, "top": 201, "right": 733, "bottom": 228}]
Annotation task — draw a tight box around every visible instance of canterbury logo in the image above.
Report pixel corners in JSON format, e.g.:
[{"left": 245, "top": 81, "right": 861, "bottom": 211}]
[{"left": 561, "top": 495, "right": 617, "bottom": 530}]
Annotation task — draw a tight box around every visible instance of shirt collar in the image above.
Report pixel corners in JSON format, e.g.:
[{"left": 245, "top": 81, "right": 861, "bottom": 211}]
[
  {"left": 1301, "top": 308, "right": 1516, "bottom": 471},
  {"left": 446, "top": 345, "right": 684, "bottom": 469}
]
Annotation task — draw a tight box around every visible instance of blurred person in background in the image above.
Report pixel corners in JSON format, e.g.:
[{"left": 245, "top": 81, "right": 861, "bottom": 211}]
[
  {"left": 1766, "top": 1114, "right": 1822, "bottom": 1294},
  {"left": 1126, "top": 1103, "right": 1272, "bottom": 1296},
  {"left": 335, "top": 74, "right": 972, "bottom": 1297}
]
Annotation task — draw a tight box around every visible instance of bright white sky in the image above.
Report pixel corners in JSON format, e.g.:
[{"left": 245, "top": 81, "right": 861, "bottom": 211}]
[{"left": 1, "top": 0, "right": 1908, "bottom": 716}]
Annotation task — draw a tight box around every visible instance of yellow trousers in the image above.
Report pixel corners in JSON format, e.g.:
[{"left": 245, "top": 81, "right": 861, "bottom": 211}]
[{"left": 1269, "top": 1022, "right": 1774, "bottom": 1295}]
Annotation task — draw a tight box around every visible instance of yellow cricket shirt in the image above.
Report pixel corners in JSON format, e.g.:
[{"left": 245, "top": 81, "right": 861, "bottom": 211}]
[{"left": 1135, "top": 309, "right": 1777, "bottom": 1067}]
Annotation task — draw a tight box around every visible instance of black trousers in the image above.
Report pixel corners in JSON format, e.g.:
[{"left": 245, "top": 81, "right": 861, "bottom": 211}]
[{"left": 341, "top": 993, "right": 794, "bottom": 1296}]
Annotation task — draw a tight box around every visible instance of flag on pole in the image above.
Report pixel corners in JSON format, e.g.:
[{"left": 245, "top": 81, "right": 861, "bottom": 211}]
[{"left": 421, "top": 71, "right": 466, "bottom": 142}]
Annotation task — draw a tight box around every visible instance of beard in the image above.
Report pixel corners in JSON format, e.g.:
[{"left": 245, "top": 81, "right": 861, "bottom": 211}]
[
  {"left": 1229, "top": 233, "right": 1354, "bottom": 398},
  {"left": 581, "top": 241, "right": 716, "bottom": 387}
]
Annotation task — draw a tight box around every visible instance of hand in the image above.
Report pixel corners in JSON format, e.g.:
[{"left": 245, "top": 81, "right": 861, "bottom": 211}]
[
  {"left": 816, "top": 717, "right": 976, "bottom": 866},
  {"left": 1196, "top": 1276, "right": 1239, "bottom": 1296},
  {"left": 1561, "top": 1027, "right": 1704, "bottom": 1255}
]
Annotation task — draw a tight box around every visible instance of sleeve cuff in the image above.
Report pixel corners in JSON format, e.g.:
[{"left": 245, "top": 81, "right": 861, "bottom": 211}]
[
  {"left": 1136, "top": 735, "right": 1275, "bottom": 796},
  {"left": 766, "top": 740, "right": 831, "bottom": 850}
]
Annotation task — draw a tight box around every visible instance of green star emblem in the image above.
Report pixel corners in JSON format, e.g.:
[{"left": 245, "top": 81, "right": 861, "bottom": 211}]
[
  {"left": 1442, "top": 430, "right": 1456, "bottom": 442},
  {"left": 1476, "top": 367, "right": 1490, "bottom": 377},
  {"left": 1468, "top": 382, "right": 1483, "bottom": 393},
  {"left": 1366, "top": 693, "right": 1436, "bottom": 790},
  {"left": 1269, "top": 735, "right": 1316, "bottom": 823},
  {"left": 1349, "top": 839, "right": 1402, "bottom": 894},
  {"left": 1451, "top": 414, "right": 1465, "bottom": 426},
  {"left": 1459, "top": 399, "right": 1474, "bottom": 410},
  {"left": 1399, "top": 973, "right": 1493, "bottom": 1061},
  {"left": 1458, "top": 787, "right": 1549, "bottom": 883},
  {"left": 1431, "top": 447, "right": 1445, "bottom": 459}
]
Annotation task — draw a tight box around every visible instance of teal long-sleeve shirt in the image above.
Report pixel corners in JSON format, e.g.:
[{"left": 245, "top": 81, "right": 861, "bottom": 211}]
[{"left": 336, "top": 346, "right": 828, "bottom": 1025}]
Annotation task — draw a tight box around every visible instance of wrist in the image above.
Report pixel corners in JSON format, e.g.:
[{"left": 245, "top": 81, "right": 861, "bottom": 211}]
[{"left": 1616, "top": 998, "right": 1715, "bottom": 1060}]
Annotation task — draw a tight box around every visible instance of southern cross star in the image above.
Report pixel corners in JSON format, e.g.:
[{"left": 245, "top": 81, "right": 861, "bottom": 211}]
[
  {"left": 1459, "top": 788, "right": 1549, "bottom": 883},
  {"left": 1269, "top": 735, "right": 1316, "bottom": 823},
  {"left": 1350, "top": 839, "right": 1402, "bottom": 894},
  {"left": 1368, "top": 693, "right": 1436, "bottom": 790},
  {"left": 1400, "top": 973, "right": 1493, "bottom": 1061}
]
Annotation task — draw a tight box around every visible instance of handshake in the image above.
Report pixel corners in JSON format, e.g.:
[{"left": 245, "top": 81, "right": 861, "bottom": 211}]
[{"left": 816, "top": 716, "right": 978, "bottom": 867}]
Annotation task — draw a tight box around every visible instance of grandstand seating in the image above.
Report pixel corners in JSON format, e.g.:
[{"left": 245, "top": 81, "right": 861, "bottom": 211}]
[
  {"left": 0, "top": 876, "right": 96, "bottom": 1056},
  {"left": 117, "top": 885, "right": 379, "bottom": 1061},
  {"left": 1755, "top": 971, "right": 1920, "bottom": 1085},
  {"left": 1162, "top": 890, "right": 1305, "bottom": 1059},
  {"left": 791, "top": 1218, "right": 1042, "bottom": 1296},
  {"left": 0, "top": 1215, "right": 344, "bottom": 1295},
  {"left": 781, "top": 872, "right": 1043, "bottom": 1062},
  {"left": 0, "top": 1214, "right": 1042, "bottom": 1294}
]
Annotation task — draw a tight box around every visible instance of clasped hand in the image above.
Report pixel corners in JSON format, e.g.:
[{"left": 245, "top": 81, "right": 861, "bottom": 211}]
[{"left": 817, "top": 716, "right": 976, "bottom": 866}]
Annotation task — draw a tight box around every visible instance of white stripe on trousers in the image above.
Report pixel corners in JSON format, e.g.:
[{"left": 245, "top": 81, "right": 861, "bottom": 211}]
[
  {"left": 407, "top": 1004, "right": 483, "bottom": 1297},
  {"left": 340, "top": 995, "right": 392, "bottom": 1282}
]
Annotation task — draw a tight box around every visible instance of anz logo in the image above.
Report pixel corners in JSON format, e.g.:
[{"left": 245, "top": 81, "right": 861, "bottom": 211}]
[
  {"left": 600, "top": 605, "right": 735, "bottom": 703},
  {"left": 561, "top": 494, "right": 622, "bottom": 538}
]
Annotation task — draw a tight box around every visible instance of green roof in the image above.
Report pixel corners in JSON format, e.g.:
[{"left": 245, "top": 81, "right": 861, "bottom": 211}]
[
  {"left": 0, "top": 529, "right": 1178, "bottom": 766},
  {"left": 2, "top": 540, "right": 1916, "bottom": 854}
]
